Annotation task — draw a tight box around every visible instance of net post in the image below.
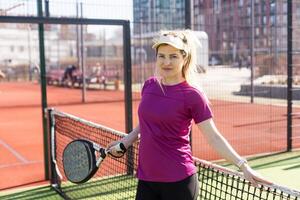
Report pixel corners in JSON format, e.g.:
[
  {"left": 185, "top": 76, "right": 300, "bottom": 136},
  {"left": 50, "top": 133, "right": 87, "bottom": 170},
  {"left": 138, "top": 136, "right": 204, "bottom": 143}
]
[
  {"left": 47, "top": 108, "right": 59, "bottom": 187},
  {"left": 47, "top": 109, "right": 68, "bottom": 199}
]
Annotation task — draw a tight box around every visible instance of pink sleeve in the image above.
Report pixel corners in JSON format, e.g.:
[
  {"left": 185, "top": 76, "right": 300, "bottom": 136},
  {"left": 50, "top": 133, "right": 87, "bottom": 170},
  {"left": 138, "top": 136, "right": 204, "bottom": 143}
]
[
  {"left": 141, "top": 77, "right": 156, "bottom": 96},
  {"left": 188, "top": 91, "right": 213, "bottom": 124}
]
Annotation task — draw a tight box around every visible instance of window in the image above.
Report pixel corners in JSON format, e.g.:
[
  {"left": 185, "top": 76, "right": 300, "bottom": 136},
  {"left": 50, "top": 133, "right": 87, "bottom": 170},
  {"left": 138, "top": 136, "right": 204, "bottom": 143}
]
[
  {"left": 270, "top": 2, "right": 276, "bottom": 14},
  {"left": 263, "top": 27, "right": 267, "bottom": 35},
  {"left": 262, "top": 3, "right": 266, "bottom": 13},
  {"left": 255, "top": 40, "right": 260, "bottom": 48},
  {"left": 247, "top": 7, "right": 251, "bottom": 16},
  {"left": 239, "top": 0, "right": 243, "bottom": 7},
  {"left": 270, "top": 15, "right": 275, "bottom": 25},
  {"left": 263, "top": 16, "right": 267, "bottom": 25},
  {"left": 198, "top": 14, "right": 204, "bottom": 26},
  {"left": 297, "top": 6, "right": 300, "bottom": 20},
  {"left": 86, "top": 46, "right": 101, "bottom": 57},
  {"left": 106, "top": 46, "right": 116, "bottom": 57},
  {"left": 283, "top": 3, "right": 287, "bottom": 13},
  {"left": 263, "top": 39, "right": 267, "bottom": 46},
  {"left": 255, "top": 16, "right": 260, "bottom": 25},
  {"left": 283, "top": 15, "right": 287, "bottom": 24},
  {"left": 213, "top": 0, "right": 221, "bottom": 13},
  {"left": 256, "top": 27, "right": 260, "bottom": 36},
  {"left": 247, "top": 17, "right": 251, "bottom": 25}
]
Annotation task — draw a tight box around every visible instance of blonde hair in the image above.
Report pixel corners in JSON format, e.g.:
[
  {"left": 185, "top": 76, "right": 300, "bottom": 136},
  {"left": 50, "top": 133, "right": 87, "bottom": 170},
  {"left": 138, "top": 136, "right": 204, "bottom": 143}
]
[{"left": 153, "top": 29, "right": 209, "bottom": 101}]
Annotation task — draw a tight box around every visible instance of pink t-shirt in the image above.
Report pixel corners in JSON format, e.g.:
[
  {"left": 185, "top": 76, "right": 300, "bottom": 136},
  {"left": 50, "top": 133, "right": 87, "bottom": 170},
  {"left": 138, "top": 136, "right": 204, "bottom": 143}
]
[{"left": 137, "top": 77, "right": 213, "bottom": 182}]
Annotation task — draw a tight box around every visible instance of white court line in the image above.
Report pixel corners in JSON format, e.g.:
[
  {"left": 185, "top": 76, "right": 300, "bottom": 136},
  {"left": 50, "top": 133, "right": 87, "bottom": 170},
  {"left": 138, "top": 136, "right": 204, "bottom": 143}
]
[
  {"left": 0, "top": 139, "right": 29, "bottom": 163},
  {"left": 0, "top": 160, "right": 43, "bottom": 169}
]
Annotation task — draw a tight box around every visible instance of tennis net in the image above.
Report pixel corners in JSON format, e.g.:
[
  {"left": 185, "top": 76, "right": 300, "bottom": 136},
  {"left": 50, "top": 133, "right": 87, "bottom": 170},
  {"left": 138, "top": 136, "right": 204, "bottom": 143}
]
[
  {"left": 195, "top": 158, "right": 300, "bottom": 200},
  {"left": 48, "top": 109, "right": 300, "bottom": 200}
]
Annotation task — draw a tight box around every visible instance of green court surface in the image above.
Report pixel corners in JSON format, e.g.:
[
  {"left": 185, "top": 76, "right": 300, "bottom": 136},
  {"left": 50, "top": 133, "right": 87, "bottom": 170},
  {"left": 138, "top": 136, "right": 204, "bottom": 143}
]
[
  {"left": 219, "top": 150, "right": 300, "bottom": 191},
  {"left": 0, "top": 150, "right": 299, "bottom": 200},
  {"left": 250, "top": 151, "right": 300, "bottom": 191},
  {"left": 58, "top": 174, "right": 137, "bottom": 200},
  {"left": 0, "top": 185, "right": 62, "bottom": 200}
]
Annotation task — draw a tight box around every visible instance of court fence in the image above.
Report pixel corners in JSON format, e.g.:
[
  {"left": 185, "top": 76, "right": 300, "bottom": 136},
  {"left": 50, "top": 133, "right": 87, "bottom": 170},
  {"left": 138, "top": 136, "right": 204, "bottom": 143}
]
[{"left": 0, "top": 0, "right": 300, "bottom": 190}]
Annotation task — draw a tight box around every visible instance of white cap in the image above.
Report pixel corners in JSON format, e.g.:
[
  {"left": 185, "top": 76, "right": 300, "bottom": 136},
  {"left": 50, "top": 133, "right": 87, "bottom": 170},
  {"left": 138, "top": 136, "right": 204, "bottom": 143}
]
[{"left": 152, "top": 34, "right": 188, "bottom": 53}]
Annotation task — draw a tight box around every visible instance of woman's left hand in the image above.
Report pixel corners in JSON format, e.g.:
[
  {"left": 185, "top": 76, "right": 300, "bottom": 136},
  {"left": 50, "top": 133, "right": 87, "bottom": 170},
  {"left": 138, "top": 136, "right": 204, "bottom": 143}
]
[{"left": 241, "top": 164, "right": 272, "bottom": 187}]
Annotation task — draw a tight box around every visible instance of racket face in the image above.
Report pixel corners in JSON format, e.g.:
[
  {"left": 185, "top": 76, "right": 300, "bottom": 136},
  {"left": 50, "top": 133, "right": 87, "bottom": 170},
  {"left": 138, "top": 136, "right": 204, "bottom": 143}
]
[{"left": 63, "top": 139, "right": 96, "bottom": 183}]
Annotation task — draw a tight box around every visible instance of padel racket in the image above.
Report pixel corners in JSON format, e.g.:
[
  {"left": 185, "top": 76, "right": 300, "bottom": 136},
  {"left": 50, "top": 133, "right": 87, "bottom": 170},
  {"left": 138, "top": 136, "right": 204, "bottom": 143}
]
[{"left": 62, "top": 139, "right": 126, "bottom": 184}]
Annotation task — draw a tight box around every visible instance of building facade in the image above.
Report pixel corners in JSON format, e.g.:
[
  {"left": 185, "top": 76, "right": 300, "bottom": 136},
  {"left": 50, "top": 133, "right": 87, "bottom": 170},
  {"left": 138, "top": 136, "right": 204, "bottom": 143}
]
[
  {"left": 133, "top": 0, "right": 185, "bottom": 35},
  {"left": 133, "top": 0, "right": 300, "bottom": 68},
  {"left": 194, "top": 0, "right": 289, "bottom": 63},
  {"left": 0, "top": 23, "right": 123, "bottom": 81}
]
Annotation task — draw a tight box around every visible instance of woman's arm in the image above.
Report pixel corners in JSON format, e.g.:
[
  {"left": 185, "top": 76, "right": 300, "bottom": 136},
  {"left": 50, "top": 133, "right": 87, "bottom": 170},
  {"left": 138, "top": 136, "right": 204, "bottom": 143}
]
[
  {"left": 108, "top": 124, "right": 140, "bottom": 157},
  {"left": 121, "top": 124, "right": 140, "bottom": 149},
  {"left": 197, "top": 118, "right": 271, "bottom": 186},
  {"left": 197, "top": 118, "right": 244, "bottom": 167}
]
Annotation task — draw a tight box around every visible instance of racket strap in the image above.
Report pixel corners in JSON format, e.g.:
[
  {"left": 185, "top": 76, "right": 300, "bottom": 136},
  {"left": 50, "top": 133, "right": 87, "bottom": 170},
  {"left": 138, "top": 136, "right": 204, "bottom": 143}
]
[{"left": 96, "top": 148, "right": 107, "bottom": 167}]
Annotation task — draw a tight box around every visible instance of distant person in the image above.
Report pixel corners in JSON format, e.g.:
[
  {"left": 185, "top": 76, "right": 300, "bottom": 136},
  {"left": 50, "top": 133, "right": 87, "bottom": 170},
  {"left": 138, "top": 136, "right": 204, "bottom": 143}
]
[
  {"left": 94, "top": 63, "right": 107, "bottom": 89},
  {"left": 238, "top": 57, "right": 242, "bottom": 70},
  {"left": 0, "top": 69, "right": 6, "bottom": 79},
  {"left": 5, "top": 67, "right": 15, "bottom": 81},
  {"left": 62, "top": 65, "right": 77, "bottom": 87},
  {"left": 247, "top": 56, "right": 251, "bottom": 69},
  {"left": 29, "top": 63, "right": 40, "bottom": 82}
]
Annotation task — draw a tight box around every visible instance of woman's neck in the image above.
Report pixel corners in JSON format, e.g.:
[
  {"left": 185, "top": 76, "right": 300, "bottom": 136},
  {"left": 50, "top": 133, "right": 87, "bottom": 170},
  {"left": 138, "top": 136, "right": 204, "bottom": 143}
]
[{"left": 161, "top": 76, "right": 185, "bottom": 86}]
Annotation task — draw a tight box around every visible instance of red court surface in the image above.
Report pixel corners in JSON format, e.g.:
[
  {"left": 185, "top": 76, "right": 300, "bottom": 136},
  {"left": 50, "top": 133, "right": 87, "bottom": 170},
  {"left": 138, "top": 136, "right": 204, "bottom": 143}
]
[{"left": 0, "top": 82, "right": 299, "bottom": 190}]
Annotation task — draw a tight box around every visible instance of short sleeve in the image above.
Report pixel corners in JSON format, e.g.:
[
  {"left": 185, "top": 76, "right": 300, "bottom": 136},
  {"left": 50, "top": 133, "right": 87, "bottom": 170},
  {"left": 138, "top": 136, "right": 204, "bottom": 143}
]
[
  {"left": 187, "top": 91, "right": 213, "bottom": 124},
  {"left": 141, "top": 77, "right": 156, "bottom": 96}
]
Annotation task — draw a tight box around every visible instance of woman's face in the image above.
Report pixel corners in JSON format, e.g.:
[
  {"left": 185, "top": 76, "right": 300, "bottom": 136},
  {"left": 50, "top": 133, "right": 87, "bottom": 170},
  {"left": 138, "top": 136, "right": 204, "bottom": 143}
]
[{"left": 156, "top": 44, "right": 186, "bottom": 84}]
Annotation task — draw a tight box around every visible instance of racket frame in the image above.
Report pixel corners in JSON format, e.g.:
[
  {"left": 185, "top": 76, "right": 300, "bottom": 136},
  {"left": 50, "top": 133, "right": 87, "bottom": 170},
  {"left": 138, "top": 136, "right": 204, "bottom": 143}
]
[{"left": 63, "top": 139, "right": 125, "bottom": 184}]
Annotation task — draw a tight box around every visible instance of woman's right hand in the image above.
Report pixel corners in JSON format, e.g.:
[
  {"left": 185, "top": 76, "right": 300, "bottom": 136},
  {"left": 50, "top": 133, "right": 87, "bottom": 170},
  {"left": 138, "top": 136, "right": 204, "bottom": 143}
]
[
  {"left": 107, "top": 125, "right": 139, "bottom": 158},
  {"left": 107, "top": 141, "right": 127, "bottom": 158},
  {"left": 241, "top": 164, "right": 272, "bottom": 187}
]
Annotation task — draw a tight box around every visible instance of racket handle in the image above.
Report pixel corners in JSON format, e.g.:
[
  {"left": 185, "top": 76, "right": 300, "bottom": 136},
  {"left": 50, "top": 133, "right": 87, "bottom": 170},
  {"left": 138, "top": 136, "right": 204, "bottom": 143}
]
[{"left": 116, "top": 142, "right": 127, "bottom": 153}]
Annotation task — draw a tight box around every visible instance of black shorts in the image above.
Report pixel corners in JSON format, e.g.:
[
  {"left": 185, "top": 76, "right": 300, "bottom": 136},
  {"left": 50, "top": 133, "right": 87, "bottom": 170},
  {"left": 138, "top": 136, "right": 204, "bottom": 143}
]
[{"left": 135, "top": 173, "right": 199, "bottom": 200}]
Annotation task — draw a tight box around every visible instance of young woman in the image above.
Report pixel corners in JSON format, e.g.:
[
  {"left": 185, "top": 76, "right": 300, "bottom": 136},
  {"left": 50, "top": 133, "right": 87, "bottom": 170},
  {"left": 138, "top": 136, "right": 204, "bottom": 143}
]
[{"left": 109, "top": 30, "right": 270, "bottom": 200}]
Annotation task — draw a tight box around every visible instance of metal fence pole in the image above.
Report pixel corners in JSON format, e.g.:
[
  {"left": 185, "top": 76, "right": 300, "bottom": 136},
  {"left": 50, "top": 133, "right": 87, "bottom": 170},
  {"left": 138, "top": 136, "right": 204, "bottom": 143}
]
[
  {"left": 185, "top": 0, "right": 193, "bottom": 150},
  {"left": 185, "top": 0, "right": 192, "bottom": 29},
  {"left": 250, "top": 0, "right": 254, "bottom": 103},
  {"left": 123, "top": 21, "right": 133, "bottom": 174},
  {"left": 287, "top": 0, "right": 293, "bottom": 151},
  {"left": 80, "top": 2, "right": 86, "bottom": 103},
  {"left": 37, "top": 0, "right": 49, "bottom": 180}
]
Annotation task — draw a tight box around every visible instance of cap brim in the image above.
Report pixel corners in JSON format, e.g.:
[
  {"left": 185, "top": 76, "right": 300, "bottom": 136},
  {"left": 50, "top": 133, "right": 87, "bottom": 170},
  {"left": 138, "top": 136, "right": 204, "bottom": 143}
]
[
  {"left": 152, "top": 35, "right": 185, "bottom": 50},
  {"left": 152, "top": 42, "right": 183, "bottom": 50}
]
